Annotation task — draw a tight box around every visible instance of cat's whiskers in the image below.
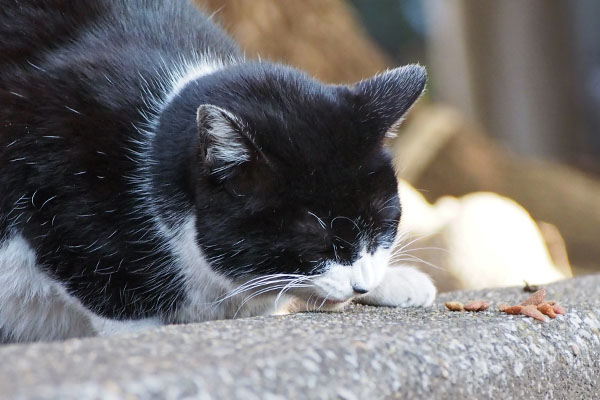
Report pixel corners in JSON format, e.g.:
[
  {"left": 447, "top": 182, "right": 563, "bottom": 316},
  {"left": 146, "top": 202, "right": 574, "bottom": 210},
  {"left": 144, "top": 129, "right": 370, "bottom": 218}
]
[
  {"left": 233, "top": 280, "right": 312, "bottom": 318},
  {"left": 377, "top": 205, "right": 401, "bottom": 214},
  {"left": 389, "top": 254, "right": 445, "bottom": 271},
  {"left": 274, "top": 276, "right": 314, "bottom": 307},
  {"left": 387, "top": 231, "right": 448, "bottom": 271},
  {"left": 211, "top": 275, "right": 296, "bottom": 303},
  {"left": 332, "top": 235, "right": 354, "bottom": 248},
  {"left": 330, "top": 215, "right": 360, "bottom": 232},
  {"left": 312, "top": 293, "right": 324, "bottom": 310},
  {"left": 316, "top": 288, "right": 335, "bottom": 311},
  {"left": 307, "top": 211, "right": 327, "bottom": 230},
  {"left": 305, "top": 294, "right": 316, "bottom": 312},
  {"left": 389, "top": 230, "right": 409, "bottom": 250},
  {"left": 232, "top": 285, "right": 289, "bottom": 317},
  {"left": 390, "top": 232, "right": 434, "bottom": 255},
  {"left": 395, "top": 246, "right": 448, "bottom": 254},
  {"left": 203, "top": 274, "right": 311, "bottom": 313}
]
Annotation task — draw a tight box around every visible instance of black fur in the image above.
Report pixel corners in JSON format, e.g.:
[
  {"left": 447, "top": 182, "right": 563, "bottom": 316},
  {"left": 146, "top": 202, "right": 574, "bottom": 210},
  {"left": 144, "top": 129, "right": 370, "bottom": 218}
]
[{"left": 0, "top": 0, "right": 425, "bottom": 320}]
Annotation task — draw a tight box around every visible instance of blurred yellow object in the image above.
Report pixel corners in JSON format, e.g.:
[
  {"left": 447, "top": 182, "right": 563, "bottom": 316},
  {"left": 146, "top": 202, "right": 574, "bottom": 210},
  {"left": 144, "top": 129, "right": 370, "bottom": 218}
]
[{"left": 397, "top": 180, "right": 572, "bottom": 292}]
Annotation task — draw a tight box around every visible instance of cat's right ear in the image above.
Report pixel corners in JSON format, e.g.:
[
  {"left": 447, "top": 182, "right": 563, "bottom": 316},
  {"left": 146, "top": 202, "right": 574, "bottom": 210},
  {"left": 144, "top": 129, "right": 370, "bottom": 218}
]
[{"left": 196, "top": 104, "right": 252, "bottom": 176}]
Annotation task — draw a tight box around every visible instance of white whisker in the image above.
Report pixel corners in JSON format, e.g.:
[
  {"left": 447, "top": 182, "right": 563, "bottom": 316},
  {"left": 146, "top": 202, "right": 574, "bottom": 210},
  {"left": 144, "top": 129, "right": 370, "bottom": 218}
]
[{"left": 390, "top": 254, "right": 445, "bottom": 271}]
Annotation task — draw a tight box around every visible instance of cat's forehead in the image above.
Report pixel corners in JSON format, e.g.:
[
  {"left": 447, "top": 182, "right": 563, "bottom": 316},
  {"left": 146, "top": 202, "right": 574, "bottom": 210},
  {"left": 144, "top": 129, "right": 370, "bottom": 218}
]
[
  {"left": 207, "top": 62, "right": 380, "bottom": 166},
  {"left": 285, "top": 149, "right": 399, "bottom": 216},
  {"left": 241, "top": 85, "right": 373, "bottom": 168}
]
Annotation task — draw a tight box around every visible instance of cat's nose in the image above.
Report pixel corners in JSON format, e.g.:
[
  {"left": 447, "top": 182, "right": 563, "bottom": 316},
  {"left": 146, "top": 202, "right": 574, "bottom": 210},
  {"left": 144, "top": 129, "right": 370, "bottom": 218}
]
[{"left": 352, "top": 285, "right": 369, "bottom": 295}]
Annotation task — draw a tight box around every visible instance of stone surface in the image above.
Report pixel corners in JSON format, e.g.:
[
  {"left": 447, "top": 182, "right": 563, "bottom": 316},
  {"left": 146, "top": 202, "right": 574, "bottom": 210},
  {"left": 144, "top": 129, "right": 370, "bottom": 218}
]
[{"left": 0, "top": 275, "right": 598, "bottom": 399}]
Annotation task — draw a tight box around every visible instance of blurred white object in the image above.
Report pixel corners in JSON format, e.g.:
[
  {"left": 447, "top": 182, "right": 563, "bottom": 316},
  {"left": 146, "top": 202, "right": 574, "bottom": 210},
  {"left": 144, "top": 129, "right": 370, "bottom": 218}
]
[{"left": 397, "top": 180, "right": 571, "bottom": 291}]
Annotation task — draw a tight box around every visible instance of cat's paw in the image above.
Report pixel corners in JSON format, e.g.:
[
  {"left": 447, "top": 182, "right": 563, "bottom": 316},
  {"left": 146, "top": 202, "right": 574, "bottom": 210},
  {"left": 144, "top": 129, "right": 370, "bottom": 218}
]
[{"left": 355, "top": 265, "right": 436, "bottom": 307}]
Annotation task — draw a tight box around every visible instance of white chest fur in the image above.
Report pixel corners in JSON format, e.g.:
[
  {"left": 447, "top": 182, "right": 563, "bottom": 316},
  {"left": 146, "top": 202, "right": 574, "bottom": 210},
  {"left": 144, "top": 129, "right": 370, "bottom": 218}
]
[{"left": 161, "top": 215, "right": 285, "bottom": 323}]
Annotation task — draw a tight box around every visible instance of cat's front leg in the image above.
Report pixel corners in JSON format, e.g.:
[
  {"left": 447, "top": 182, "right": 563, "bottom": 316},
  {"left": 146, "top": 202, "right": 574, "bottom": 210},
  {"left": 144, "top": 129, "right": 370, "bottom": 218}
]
[{"left": 355, "top": 265, "right": 436, "bottom": 307}]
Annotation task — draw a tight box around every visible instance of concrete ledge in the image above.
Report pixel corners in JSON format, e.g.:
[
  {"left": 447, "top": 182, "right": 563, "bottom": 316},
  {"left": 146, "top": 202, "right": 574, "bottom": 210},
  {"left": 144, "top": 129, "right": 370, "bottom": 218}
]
[{"left": 1, "top": 275, "right": 599, "bottom": 399}]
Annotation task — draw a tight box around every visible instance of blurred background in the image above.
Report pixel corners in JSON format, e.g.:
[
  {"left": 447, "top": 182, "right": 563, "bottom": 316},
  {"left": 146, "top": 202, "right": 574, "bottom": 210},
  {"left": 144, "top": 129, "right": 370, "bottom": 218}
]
[
  {"left": 196, "top": 0, "right": 600, "bottom": 291},
  {"left": 352, "top": 0, "right": 600, "bottom": 171}
]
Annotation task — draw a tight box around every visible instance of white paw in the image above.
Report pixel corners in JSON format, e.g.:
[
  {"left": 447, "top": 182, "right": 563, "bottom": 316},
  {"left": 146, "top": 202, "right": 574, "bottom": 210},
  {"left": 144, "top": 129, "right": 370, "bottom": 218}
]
[{"left": 355, "top": 265, "right": 436, "bottom": 307}]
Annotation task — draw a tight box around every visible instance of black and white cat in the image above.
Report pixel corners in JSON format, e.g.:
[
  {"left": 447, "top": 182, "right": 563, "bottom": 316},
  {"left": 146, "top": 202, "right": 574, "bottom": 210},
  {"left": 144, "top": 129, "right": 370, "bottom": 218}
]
[{"left": 0, "top": 0, "right": 435, "bottom": 343}]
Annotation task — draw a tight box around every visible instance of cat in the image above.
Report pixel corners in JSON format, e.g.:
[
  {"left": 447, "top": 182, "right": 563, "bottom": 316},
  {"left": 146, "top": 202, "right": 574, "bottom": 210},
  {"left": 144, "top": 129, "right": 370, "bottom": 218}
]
[{"left": 0, "top": 0, "right": 435, "bottom": 343}]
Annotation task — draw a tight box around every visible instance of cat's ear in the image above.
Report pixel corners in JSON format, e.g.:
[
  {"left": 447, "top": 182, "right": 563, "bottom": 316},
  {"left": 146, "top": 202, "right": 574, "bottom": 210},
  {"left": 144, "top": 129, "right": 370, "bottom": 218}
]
[
  {"left": 196, "top": 104, "right": 252, "bottom": 174},
  {"left": 353, "top": 64, "right": 426, "bottom": 137},
  {"left": 196, "top": 104, "right": 276, "bottom": 201}
]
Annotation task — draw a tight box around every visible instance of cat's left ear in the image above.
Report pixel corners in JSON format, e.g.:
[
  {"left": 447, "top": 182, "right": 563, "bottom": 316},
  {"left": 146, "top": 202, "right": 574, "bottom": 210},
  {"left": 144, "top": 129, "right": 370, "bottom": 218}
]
[{"left": 352, "top": 64, "right": 426, "bottom": 137}]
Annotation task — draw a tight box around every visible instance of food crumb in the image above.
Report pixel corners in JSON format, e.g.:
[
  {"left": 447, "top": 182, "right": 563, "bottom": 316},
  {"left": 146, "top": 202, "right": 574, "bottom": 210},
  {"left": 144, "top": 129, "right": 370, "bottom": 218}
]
[
  {"left": 521, "top": 304, "right": 547, "bottom": 322},
  {"left": 537, "top": 303, "right": 557, "bottom": 318},
  {"left": 445, "top": 301, "right": 464, "bottom": 311},
  {"left": 553, "top": 304, "right": 566, "bottom": 315},
  {"left": 464, "top": 300, "right": 489, "bottom": 312},
  {"left": 520, "top": 288, "right": 547, "bottom": 306},
  {"left": 444, "top": 286, "right": 567, "bottom": 324},
  {"left": 504, "top": 305, "right": 524, "bottom": 315}
]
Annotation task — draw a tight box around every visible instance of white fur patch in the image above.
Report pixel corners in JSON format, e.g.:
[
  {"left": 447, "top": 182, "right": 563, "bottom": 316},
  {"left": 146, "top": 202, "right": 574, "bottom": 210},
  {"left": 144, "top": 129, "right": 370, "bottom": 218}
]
[
  {"left": 166, "top": 215, "right": 282, "bottom": 322},
  {"left": 311, "top": 247, "right": 391, "bottom": 302},
  {"left": 165, "top": 215, "right": 234, "bottom": 322},
  {"left": 129, "top": 52, "right": 239, "bottom": 242},
  {"left": 311, "top": 247, "right": 436, "bottom": 308},
  {"left": 161, "top": 54, "right": 235, "bottom": 108},
  {"left": 356, "top": 265, "right": 437, "bottom": 307}
]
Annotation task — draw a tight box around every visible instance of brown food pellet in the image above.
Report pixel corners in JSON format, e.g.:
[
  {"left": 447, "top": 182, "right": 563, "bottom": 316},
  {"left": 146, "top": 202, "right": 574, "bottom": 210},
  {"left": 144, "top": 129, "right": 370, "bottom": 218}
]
[
  {"left": 464, "top": 300, "right": 489, "bottom": 311},
  {"left": 521, "top": 288, "right": 547, "bottom": 306},
  {"left": 521, "top": 304, "right": 547, "bottom": 322},
  {"left": 503, "top": 305, "right": 523, "bottom": 315},
  {"left": 537, "top": 303, "right": 557, "bottom": 318},
  {"left": 553, "top": 304, "right": 566, "bottom": 315},
  {"left": 445, "top": 301, "right": 464, "bottom": 311},
  {"left": 498, "top": 303, "right": 511, "bottom": 312}
]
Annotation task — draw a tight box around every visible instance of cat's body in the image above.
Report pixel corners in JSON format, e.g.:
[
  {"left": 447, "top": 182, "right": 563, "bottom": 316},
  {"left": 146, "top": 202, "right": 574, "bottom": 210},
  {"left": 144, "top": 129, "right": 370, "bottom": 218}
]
[{"left": 0, "top": 0, "right": 435, "bottom": 343}]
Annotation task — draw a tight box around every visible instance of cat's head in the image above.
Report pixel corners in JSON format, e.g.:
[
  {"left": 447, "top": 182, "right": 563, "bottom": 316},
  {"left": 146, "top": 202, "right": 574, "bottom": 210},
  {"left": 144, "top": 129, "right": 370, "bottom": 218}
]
[{"left": 180, "top": 62, "right": 426, "bottom": 304}]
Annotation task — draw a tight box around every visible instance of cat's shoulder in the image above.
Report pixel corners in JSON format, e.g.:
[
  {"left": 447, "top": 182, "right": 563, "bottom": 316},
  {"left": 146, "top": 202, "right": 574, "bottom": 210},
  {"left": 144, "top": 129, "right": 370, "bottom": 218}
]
[{"left": 0, "top": 0, "right": 237, "bottom": 72}]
